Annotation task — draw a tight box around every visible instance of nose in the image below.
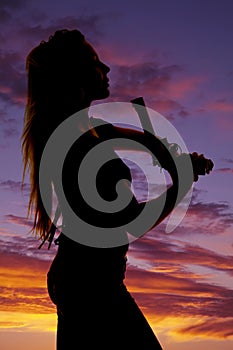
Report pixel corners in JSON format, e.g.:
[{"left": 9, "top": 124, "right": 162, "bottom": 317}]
[{"left": 100, "top": 61, "right": 110, "bottom": 74}]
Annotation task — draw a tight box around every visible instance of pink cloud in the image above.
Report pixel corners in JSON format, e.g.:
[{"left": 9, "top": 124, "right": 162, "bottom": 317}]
[
  {"left": 5, "top": 214, "right": 33, "bottom": 228},
  {"left": 207, "top": 101, "right": 233, "bottom": 113},
  {"left": 108, "top": 61, "right": 206, "bottom": 119},
  {"left": 215, "top": 167, "right": 233, "bottom": 174},
  {"left": 0, "top": 180, "right": 30, "bottom": 192},
  {"left": 129, "top": 234, "right": 233, "bottom": 276},
  {"left": 165, "top": 77, "right": 205, "bottom": 99}
]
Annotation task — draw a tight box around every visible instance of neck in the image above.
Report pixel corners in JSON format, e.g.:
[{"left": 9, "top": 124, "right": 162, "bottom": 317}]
[{"left": 76, "top": 108, "right": 90, "bottom": 132}]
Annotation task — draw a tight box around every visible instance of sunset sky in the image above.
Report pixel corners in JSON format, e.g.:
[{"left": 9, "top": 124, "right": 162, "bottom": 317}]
[{"left": 0, "top": 0, "right": 233, "bottom": 349}]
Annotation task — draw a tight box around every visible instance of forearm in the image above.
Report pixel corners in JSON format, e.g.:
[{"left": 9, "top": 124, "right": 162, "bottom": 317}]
[
  {"left": 111, "top": 125, "right": 177, "bottom": 179},
  {"left": 125, "top": 153, "right": 194, "bottom": 238},
  {"left": 126, "top": 180, "right": 192, "bottom": 239}
]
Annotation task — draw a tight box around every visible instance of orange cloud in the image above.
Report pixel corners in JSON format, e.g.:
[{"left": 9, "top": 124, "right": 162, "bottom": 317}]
[
  {"left": 176, "top": 317, "right": 233, "bottom": 339},
  {"left": 0, "top": 250, "right": 54, "bottom": 314}
]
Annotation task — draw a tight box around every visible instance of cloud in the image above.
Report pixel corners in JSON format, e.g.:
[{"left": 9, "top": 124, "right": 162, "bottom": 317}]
[
  {"left": 16, "top": 14, "right": 105, "bottom": 49},
  {"left": 0, "top": 180, "right": 30, "bottom": 192},
  {"left": 0, "top": 249, "right": 54, "bottom": 314},
  {"left": 0, "top": 12, "right": 110, "bottom": 136},
  {"left": 131, "top": 287, "right": 233, "bottom": 319},
  {"left": 190, "top": 199, "right": 232, "bottom": 218},
  {"left": 108, "top": 61, "right": 203, "bottom": 118},
  {"left": 0, "top": 0, "right": 29, "bottom": 24},
  {"left": 0, "top": 51, "right": 26, "bottom": 106},
  {"left": 166, "top": 77, "right": 205, "bottom": 99},
  {"left": 207, "top": 100, "right": 233, "bottom": 113},
  {"left": 176, "top": 317, "right": 233, "bottom": 339},
  {"left": 157, "top": 192, "right": 233, "bottom": 237},
  {"left": 0, "top": 107, "right": 21, "bottom": 141},
  {"left": 0, "top": 8, "right": 11, "bottom": 23},
  {"left": 215, "top": 167, "right": 233, "bottom": 174},
  {"left": 1, "top": 232, "right": 232, "bottom": 339},
  {"left": 125, "top": 258, "right": 233, "bottom": 340},
  {"left": 0, "top": 0, "right": 29, "bottom": 8},
  {"left": 110, "top": 61, "right": 181, "bottom": 100},
  {"left": 222, "top": 158, "right": 233, "bottom": 164},
  {"left": 127, "top": 191, "right": 233, "bottom": 273},
  {"left": 0, "top": 234, "right": 56, "bottom": 260},
  {"left": 125, "top": 263, "right": 233, "bottom": 340},
  {"left": 4, "top": 214, "right": 33, "bottom": 228},
  {"left": 184, "top": 200, "right": 233, "bottom": 234},
  {"left": 129, "top": 234, "right": 233, "bottom": 277}
]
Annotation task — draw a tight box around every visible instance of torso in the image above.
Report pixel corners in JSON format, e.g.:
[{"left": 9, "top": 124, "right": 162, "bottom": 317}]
[{"left": 52, "top": 118, "right": 132, "bottom": 284}]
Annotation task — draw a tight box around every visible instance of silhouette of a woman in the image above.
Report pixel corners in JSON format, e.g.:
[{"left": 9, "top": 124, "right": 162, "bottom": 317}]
[{"left": 22, "top": 29, "right": 213, "bottom": 349}]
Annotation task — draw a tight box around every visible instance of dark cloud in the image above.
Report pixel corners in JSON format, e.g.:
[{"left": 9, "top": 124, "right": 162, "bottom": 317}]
[
  {"left": 0, "top": 108, "right": 20, "bottom": 140},
  {"left": 0, "top": 13, "right": 107, "bottom": 121},
  {"left": 13, "top": 14, "right": 106, "bottom": 51},
  {"left": 0, "top": 1, "right": 30, "bottom": 45},
  {"left": 0, "top": 0, "right": 28, "bottom": 8},
  {"left": 132, "top": 289, "right": 233, "bottom": 319},
  {"left": 178, "top": 109, "right": 190, "bottom": 118},
  {"left": 129, "top": 232, "right": 233, "bottom": 276},
  {"left": 0, "top": 51, "right": 26, "bottom": 106},
  {"left": 0, "top": 8, "right": 11, "bottom": 23},
  {"left": 0, "top": 180, "right": 30, "bottom": 192},
  {"left": 222, "top": 158, "right": 233, "bottom": 164},
  {"left": 186, "top": 200, "right": 233, "bottom": 233}
]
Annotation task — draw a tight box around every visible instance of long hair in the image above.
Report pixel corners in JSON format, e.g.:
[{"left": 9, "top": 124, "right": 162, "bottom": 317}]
[{"left": 21, "top": 29, "right": 86, "bottom": 241}]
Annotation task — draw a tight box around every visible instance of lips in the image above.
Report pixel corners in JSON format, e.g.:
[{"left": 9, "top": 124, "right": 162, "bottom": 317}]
[{"left": 103, "top": 79, "right": 109, "bottom": 87}]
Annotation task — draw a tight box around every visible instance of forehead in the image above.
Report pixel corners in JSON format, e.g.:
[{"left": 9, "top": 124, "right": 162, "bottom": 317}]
[{"left": 82, "top": 41, "right": 98, "bottom": 59}]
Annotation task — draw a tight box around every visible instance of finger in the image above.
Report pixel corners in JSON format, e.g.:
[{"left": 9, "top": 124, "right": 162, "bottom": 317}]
[
  {"left": 194, "top": 173, "right": 199, "bottom": 182},
  {"left": 206, "top": 159, "right": 214, "bottom": 174}
]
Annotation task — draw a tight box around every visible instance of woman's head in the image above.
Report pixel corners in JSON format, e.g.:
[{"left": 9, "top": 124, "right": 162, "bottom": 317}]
[
  {"left": 22, "top": 28, "right": 110, "bottom": 240},
  {"left": 27, "top": 29, "right": 110, "bottom": 118}
]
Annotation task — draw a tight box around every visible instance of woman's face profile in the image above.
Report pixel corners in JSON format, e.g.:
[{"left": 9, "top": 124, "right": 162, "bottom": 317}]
[{"left": 81, "top": 41, "right": 110, "bottom": 102}]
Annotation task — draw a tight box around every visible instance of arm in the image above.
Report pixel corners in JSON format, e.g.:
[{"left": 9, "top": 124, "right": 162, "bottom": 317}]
[
  {"left": 122, "top": 153, "right": 195, "bottom": 238},
  {"left": 124, "top": 152, "right": 214, "bottom": 238},
  {"left": 92, "top": 119, "right": 214, "bottom": 237},
  {"left": 97, "top": 122, "right": 175, "bottom": 172}
]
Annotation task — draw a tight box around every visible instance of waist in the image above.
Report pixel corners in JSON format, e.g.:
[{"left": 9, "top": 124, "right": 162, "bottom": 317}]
[{"left": 50, "top": 234, "right": 128, "bottom": 283}]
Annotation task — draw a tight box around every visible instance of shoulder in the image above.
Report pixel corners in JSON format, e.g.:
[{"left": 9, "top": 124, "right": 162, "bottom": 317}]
[{"left": 90, "top": 116, "right": 116, "bottom": 140}]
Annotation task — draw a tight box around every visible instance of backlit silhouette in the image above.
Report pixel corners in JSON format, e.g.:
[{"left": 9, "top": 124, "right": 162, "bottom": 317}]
[{"left": 22, "top": 29, "right": 214, "bottom": 349}]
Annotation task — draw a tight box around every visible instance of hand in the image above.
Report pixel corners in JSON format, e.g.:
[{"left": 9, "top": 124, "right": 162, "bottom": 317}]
[{"left": 190, "top": 152, "right": 214, "bottom": 182}]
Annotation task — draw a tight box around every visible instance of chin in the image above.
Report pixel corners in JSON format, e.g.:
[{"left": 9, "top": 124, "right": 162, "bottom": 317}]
[{"left": 95, "top": 89, "right": 110, "bottom": 100}]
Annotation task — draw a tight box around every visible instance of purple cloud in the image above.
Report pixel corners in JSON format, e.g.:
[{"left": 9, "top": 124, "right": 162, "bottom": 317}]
[
  {"left": 129, "top": 234, "right": 233, "bottom": 277},
  {"left": 4, "top": 214, "right": 33, "bottom": 228},
  {"left": 0, "top": 180, "right": 30, "bottom": 192}
]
